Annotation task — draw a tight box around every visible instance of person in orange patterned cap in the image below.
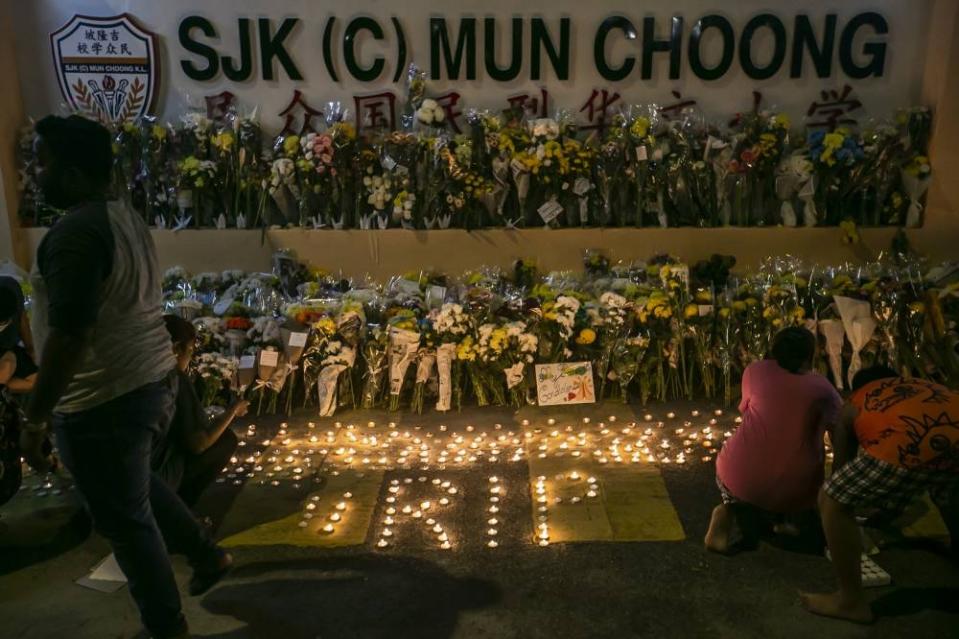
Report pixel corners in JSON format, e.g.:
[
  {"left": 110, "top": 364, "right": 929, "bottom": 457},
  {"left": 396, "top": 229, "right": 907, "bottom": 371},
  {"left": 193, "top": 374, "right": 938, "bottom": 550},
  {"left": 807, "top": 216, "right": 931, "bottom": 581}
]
[{"left": 801, "top": 365, "right": 959, "bottom": 624}]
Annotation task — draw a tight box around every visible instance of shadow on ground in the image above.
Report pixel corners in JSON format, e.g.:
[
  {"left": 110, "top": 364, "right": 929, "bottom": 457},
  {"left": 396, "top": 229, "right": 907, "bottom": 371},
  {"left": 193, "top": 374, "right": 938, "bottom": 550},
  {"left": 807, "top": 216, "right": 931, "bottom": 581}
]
[
  {"left": 199, "top": 554, "right": 501, "bottom": 639},
  {"left": 0, "top": 502, "right": 89, "bottom": 575},
  {"left": 872, "top": 587, "right": 959, "bottom": 619}
]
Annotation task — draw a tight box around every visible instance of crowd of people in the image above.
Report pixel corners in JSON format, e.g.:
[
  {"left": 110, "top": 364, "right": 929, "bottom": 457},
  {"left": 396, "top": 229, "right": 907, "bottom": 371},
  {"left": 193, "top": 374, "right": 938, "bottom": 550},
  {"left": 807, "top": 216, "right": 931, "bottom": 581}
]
[{"left": 1, "top": 115, "right": 957, "bottom": 637}]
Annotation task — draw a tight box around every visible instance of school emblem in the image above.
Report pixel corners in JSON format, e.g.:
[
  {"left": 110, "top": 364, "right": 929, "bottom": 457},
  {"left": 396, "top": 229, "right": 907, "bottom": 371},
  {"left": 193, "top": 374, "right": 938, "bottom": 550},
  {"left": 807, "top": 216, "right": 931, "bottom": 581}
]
[{"left": 50, "top": 14, "right": 160, "bottom": 125}]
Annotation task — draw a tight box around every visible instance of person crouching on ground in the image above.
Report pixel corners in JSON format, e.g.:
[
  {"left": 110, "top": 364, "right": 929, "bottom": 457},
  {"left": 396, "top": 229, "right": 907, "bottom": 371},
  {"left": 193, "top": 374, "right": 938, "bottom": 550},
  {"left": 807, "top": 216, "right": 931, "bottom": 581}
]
[
  {"left": 801, "top": 366, "right": 959, "bottom": 624},
  {"left": 0, "top": 276, "right": 38, "bottom": 394},
  {"left": 155, "top": 314, "right": 248, "bottom": 509},
  {"left": 705, "top": 326, "right": 842, "bottom": 552}
]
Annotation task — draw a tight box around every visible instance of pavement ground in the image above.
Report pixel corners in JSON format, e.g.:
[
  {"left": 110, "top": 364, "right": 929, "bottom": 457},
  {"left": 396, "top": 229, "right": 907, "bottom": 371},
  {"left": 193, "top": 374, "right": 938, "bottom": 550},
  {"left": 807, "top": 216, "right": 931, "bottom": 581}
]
[{"left": 1, "top": 400, "right": 957, "bottom": 639}]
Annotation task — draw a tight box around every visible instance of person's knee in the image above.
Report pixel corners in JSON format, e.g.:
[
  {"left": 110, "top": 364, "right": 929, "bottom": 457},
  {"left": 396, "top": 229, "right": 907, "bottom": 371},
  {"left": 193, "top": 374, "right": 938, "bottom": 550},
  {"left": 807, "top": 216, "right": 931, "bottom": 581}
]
[{"left": 818, "top": 487, "right": 852, "bottom": 521}]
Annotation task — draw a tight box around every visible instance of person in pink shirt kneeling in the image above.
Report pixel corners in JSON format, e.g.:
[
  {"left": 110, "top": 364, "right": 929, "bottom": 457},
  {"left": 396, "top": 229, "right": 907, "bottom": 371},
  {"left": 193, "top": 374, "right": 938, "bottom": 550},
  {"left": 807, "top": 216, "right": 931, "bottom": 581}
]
[{"left": 705, "top": 326, "right": 842, "bottom": 553}]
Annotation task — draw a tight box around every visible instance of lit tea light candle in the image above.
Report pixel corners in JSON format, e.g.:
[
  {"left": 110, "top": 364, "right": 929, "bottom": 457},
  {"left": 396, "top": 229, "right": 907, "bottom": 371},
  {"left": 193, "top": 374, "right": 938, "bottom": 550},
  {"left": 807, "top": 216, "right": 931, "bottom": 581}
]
[
  {"left": 488, "top": 528, "right": 498, "bottom": 536},
  {"left": 377, "top": 539, "right": 389, "bottom": 548},
  {"left": 306, "top": 503, "right": 316, "bottom": 511},
  {"left": 322, "top": 524, "right": 334, "bottom": 533},
  {"left": 547, "top": 418, "right": 556, "bottom": 425},
  {"left": 420, "top": 501, "right": 432, "bottom": 510},
  {"left": 382, "top": 528, "right": 393, "bottom": 537},
  {"left": 433, "top": 524, "right": 443, "bottom": 533},
  {"left": 439, "top": 498, "right": 450, "bottom": 506},
  {"left": 402, "top": 505, "right": 413, "bottom": 514},
  {"left": 335, "top": 502, "right": 347, "bottom": 511},
  {"left": 488, "top": 540, "right": 499, "bottom": 548},
  {"left": 440, "top": 541, "right": 451, "bottom": 549},
  {"left": 330, "top": 513, "right": 342, "bottom": 522}
]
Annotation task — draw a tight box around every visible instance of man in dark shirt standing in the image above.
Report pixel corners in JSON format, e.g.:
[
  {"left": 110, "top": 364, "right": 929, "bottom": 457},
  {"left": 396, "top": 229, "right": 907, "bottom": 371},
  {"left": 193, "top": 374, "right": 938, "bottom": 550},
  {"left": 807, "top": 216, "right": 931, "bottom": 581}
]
[{"left": 22, "top": 115, "right": 231, "bottom": 639}]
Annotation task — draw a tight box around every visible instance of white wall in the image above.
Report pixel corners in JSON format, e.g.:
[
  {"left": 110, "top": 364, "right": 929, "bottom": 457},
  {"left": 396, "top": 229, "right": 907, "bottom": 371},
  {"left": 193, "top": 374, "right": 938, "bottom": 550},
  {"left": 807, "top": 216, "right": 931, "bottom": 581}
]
[{"left": 12, "top": 0, "right": 931, "bottom": 133}]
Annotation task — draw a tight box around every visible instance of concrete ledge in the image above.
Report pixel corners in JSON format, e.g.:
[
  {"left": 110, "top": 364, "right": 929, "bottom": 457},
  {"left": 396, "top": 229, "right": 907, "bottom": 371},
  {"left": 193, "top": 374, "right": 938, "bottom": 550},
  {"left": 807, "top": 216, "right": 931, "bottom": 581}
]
[{"left": 21, "top": 224, "right": 959, "bottom": 279}]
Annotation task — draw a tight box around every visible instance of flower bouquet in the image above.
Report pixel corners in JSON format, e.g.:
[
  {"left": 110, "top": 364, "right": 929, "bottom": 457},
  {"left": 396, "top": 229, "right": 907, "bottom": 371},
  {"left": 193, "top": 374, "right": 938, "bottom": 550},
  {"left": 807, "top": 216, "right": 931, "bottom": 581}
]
[{"left": 193, "top": 352, "right": 238, "bottom": 408}]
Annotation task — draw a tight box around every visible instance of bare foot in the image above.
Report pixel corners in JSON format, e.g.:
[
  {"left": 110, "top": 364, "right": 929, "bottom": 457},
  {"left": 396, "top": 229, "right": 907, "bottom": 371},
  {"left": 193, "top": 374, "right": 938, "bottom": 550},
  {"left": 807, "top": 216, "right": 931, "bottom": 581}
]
[
  {"left": 705, "top": 504, "right": 731, "bottom": 553},
  {"left": 799, "top": 591, "right": 874, "bottom": 624}
]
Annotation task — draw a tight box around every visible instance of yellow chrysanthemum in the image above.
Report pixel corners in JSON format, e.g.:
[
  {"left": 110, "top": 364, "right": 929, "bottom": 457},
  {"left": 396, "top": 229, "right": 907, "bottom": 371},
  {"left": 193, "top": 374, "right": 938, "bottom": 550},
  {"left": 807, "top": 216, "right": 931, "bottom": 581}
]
[
  {"left": 575, "top": 328, "right": 597, "bottom": 345},
  {"left": 283, "top": 135, "right": 300, "bottom": 156},
  {"left": 629, "top": 117, "right": 650, "bottom": 139}
]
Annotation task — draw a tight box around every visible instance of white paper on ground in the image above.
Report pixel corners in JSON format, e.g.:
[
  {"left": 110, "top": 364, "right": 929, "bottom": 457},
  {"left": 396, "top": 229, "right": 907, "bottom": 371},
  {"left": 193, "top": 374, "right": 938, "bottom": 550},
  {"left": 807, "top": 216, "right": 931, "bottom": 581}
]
[
  {"left": 76, "top": 554, "right": 127, "bottom": 593},
  {"left": 825, "top": 549, "right": 891, "bottom": 588}
]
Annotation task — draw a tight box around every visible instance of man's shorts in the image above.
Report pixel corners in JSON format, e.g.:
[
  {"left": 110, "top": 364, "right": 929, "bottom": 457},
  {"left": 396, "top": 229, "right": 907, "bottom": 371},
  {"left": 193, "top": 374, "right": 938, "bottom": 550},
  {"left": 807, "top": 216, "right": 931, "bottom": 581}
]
[{"left": 824, "top": 453, "right": 958, "bottom": 515}]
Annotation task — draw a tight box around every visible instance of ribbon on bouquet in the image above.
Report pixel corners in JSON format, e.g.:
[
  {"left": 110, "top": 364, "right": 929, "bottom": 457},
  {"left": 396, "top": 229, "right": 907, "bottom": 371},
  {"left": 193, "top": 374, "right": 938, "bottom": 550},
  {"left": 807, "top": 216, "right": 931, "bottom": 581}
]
[
  {"left": 388, "top": 328, "right": 421, "bottom": 398},
  {"left": 775, "top": 173, "right": 799, "bottom": 227},
  {"left": 490, "top": 156, "right": 511, "bottom": 217},
  {"left": 834, "top": 296, "right": 878, "bottom": 387},
  {"left": 415, "top": 349, "right": 436, "bottom": 386},
  {"left": 317, "top": 347, "right": 356, "bottom": 417},
  {"left": 818, "top": 319, "right": 846, "bottom": 390},
  {"left": 901, "top": 169, "right": 930, "bottom": 228},
  {"left": 435, "top": 343, "right": 456, "bottom": 412},
  {"left": 798, "top": 176, "right": 818, "bottom": 227},
  {"left": 510, "top": 157, "right": 531, "bottom": 218}
]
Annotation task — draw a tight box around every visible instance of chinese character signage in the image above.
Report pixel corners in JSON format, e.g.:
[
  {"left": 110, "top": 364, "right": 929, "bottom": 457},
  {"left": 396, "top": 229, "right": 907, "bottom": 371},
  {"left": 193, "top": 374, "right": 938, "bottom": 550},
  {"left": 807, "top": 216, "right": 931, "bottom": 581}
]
[
  {"left": 50, "top": 14, "right": 159, "bottom": 125},
  {"left": 35, "top": 2, "right": 925, "bottom": 133}
]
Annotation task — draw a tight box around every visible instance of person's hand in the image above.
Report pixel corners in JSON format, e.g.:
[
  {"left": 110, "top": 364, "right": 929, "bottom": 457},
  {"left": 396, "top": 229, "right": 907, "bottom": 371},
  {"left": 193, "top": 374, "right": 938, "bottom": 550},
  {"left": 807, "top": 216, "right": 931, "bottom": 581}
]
[
  {"left": 24, "top": 400, "right": 51, "bottom": 426},
  {"left": 19, "top": 427, "right": 56, "bottom": 474},
  {"left": 231, "top": 400, "right": 251, "bottom": 418}
]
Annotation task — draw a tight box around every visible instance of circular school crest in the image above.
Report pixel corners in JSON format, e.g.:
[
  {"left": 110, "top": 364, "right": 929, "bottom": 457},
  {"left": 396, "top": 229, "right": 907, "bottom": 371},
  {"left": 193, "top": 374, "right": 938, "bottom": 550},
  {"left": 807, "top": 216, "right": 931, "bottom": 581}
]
[{"left": 50, "top": 13, "right": 160, "bottom": 125}]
